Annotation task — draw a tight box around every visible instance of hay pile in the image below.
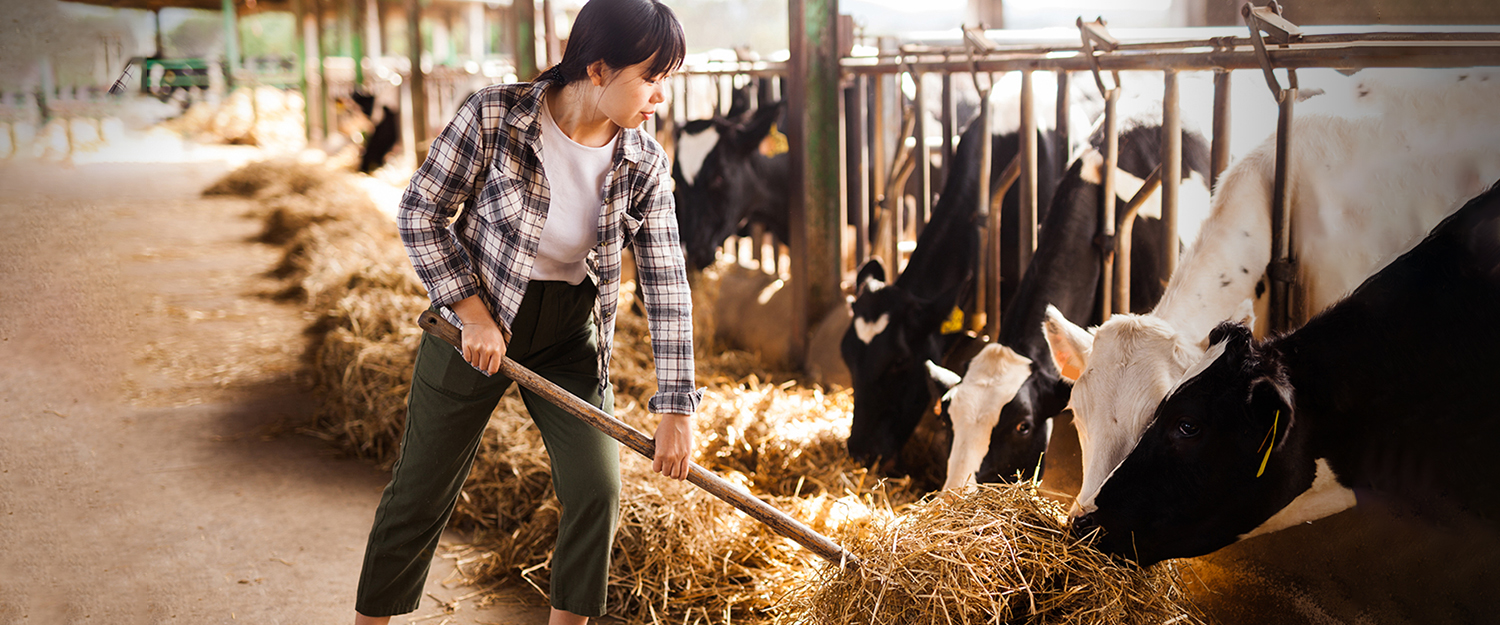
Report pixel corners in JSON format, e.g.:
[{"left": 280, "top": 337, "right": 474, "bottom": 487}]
[
  {"left": 783, "top": 484, "right": 1202, "bottom": 625},
  {"left": 210, "top": 159, "right": 1195, "bottom": 625},
  {"left": 165, "top": 86, "right": 306, "bottom": 151}
]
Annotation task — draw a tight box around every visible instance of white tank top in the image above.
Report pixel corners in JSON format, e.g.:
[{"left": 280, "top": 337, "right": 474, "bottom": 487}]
[{"left": 531, "top": 97, "right": 617, "bottom": 284}]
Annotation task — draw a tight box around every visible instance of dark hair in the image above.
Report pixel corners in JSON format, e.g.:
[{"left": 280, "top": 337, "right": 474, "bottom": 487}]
[{"left": 535, "top": 0, "right": 686, "bottom": 84}]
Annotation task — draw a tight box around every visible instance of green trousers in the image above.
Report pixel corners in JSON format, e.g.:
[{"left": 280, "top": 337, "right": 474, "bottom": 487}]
[{"left": 356, "top": 279, "right": 620, "bottom": 617}]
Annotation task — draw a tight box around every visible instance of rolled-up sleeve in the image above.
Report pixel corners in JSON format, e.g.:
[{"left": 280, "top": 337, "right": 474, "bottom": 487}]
[
  {"left": 633, "top": 153, "right": 704, "bottom": 415},
  {"left": 398, "top": 92, "right": 488, "bottom": 308}
]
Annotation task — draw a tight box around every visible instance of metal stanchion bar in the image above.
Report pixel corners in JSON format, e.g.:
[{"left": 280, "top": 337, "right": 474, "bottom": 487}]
[
  {"left": 1054, "top": 70, "right": 1071, "bottom": 181},
  {"left": 1018, "top": 70, "right": 1038, "bottom": 277},
  {"left": 1161, "top": 69, "right": 1181, "bottom": 276},
  {"left": 1100, "top": 90, "right": 1120, "bottom": 318},
  {"left": 1114, "top": 165, "right": 1164, "bottom": 315},
  {"left": 1211, "top": 69, "right": 1232, "bottom": 190},
  {"left": 913, "top": 69, "right": 931, "bottom": 235},
  {"left": 842, "top": 46, "right": 1500, "bottom": 75}
]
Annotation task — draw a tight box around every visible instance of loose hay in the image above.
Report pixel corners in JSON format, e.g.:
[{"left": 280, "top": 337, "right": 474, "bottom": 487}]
[
  {"left": 213, "top": 159, "right": 1198, "bottom": 625},
  {"left": 782, "top": 484, "right": 1203, "bottom": 625}
]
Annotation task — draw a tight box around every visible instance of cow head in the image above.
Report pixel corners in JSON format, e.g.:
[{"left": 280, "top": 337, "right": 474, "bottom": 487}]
[
  {"left": 841, "top": 258, "right": 964, "bottom": 469},
  {"left": 1042, "top": 306, "right": 1211, "bottom": 517},
  {"left": 672, "top": 102, "right": 788, "bottom": 270},
  {"left": 937, "top": 343, "right": 1064, "bottom": 490},
  {"left": 1075, "top": 322, "right": 1315, "bottom": 565}
]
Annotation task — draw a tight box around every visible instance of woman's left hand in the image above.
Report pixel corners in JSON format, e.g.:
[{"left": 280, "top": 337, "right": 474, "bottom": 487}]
[{"left": 651, "top": 413, "right": 694, "bottom": 480}]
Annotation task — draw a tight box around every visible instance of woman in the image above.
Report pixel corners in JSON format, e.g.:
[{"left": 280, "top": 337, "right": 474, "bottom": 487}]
[{"left": 352, "top": 1, "right": 699, "bottom": 623}]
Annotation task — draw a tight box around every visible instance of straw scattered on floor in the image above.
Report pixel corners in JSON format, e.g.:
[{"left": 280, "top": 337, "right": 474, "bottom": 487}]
[{"left": 209, "top": 159, "right": 1200, "bottom": 625}]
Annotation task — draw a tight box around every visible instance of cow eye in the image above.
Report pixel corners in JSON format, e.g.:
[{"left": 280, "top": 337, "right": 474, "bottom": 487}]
[
  {"left": 1014, "top": 421, "right": 1032, "bottom": 435},
  {"left": 1175, "top": 420, "right": 1201, "bottom": 438}
]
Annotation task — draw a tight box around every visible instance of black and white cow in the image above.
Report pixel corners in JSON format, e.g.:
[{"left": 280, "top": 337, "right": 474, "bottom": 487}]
[
  {"left": 935, "top": 93, "right": 1214, "bottom": 489},
  {"left": 1043, "top": 69, "right": 1500, "bottom": 518},
  {"left": 672, "top": 100, "right": 789, "bottom": 271},
  {"left": 350, "top": 89, "right": 400, "bottom": 174},
  {"left": 1076, "top": 179, "right": 1500, "bottom": 566},
  {"left": 840, "top": 72, "right": 1087, "bottom": 470}
]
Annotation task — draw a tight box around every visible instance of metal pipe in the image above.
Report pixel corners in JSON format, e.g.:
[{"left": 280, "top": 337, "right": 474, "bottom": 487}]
[
  {"left": 841, "top": 46, "right": 1500, "bottom": 75},
  {"left": 1115, "top": 165, "right": 1164, "bottom": 317},
  {"left": 940, "top": 71, "right": 955, "bottom": 187},
  {"left": 976, "top": 75, "right": 994, "bottom": 337},
  {"left": 1161, "top": 69, "right": 1181, "bottom": 276},
  {"left": 871, "top": 73, "right": 890, "bottom": 276},
  {"left": 913, "top": 69, "right": 930, "bottom": 235},
  {"left": 1211, "top": 69, "right": 1232, "bottom": 190},
  {"left": 1018, "top": 70, "right": 1038, "bottom": 276},
  {"left": 987, "top": 154, "right": 1021, "bottom": 338},
  {"left": 1100, "top": 90, "right": 1119, "bottom": 319},
  {"left": 1270, "top": 87, "right": 1297, "bottom": 332},
  {"left": 848, "top": 76, "right": 869, "bottom": 266},
  {"left": 1054, "top": 70, "right": 1071, "bottom": 180}
]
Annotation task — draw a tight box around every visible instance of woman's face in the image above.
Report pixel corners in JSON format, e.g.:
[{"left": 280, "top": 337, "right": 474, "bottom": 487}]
[{"left": 593, "top": 59, "right": 669, "bottom": 130}]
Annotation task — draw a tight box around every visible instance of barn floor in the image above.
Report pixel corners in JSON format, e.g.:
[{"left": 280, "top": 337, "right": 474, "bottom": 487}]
[
  {"left": 0, "top": 154, "right": 560, "bottom": 625},
  {"left": 6, "top": 141, "right": 1498, "bottom": 624}
]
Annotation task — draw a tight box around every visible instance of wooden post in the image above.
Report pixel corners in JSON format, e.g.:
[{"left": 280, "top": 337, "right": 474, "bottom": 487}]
[
  {"left": 787, "top": 0, "right": 842, "bottom": 365},
  {"left": 1161, "top": 69, "right": 1181, "bottom": 275},
  {"left": 407, "top": 0, "right": 428, "bottom": 162},
  {"left": 514, "top": 0, "right": 537, "bottom": 81}
]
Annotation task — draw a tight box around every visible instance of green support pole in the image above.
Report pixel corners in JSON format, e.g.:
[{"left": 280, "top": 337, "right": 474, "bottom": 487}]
[
  {"left": 316, "top": 0, "right": 329, "bottom": 140},
  {"left": 787, "top": 0, "right": 841, "bottom": 364},
  {"left": 514, "top": 0, "right": 537, "bottom": 81},
  {"left": 352, "top": 0, "right": 366, "bottom": 86},
  {"left": 222, "top": 0, "right": 241, "bottom": 89}
]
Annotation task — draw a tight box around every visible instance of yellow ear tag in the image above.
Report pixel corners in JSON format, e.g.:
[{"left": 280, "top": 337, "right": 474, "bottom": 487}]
[
  {"left": 760, "top": 123, "right": 790, "bottom": 157},
  {"left": 939, "top": 306, "right": 964, "bottom": 335},
  {"left": 1256, "top": 410, "right": 1279, "bottom": 478}
]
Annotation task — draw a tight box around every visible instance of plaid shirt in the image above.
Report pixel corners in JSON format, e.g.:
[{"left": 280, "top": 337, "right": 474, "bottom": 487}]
[{"left": 398, "top": 80, "right": 702, "bottom": 415}]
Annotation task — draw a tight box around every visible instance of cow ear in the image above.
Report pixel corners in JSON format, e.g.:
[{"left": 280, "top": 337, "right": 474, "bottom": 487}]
[
  {"left": 730, "top": 101, "right": 785, "bottom": 153},
  {"left": 1248, "top": 375, "right": 1295, "bottom": 452},
  {"left": 1043, "top": 305, "right": 1092, "bottom": 382},
  {"left": 926, "top": 360, "right": 962, "bottom": 395},
  {"left": 855, "top": 258, "right": 887, "bottom": 296}
]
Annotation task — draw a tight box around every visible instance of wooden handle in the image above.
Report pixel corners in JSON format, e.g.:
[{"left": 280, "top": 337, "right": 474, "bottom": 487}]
[{"left": 417, "top": 310, "right": 858, "bottom": 569}]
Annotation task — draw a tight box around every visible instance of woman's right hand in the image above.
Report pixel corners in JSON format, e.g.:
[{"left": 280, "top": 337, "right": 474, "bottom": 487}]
[{"left": 452, "top": 295, "right": 508, "bottom": 375}]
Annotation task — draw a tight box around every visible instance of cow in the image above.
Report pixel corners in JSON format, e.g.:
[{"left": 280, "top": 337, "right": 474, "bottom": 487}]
[
  {"left": 841, "top": 71, "right": 1092, "bottom": 471},
  {"left": 349, "top": 89, "right": 400, "bottom": 174},
  {"left": 1075, "top": 179, "right": 1500, "bottom": 566},
  {"left": 935, "top": 88, "right": 1216, "bottom": 490},
  {"left": 671, "top": 98, "right": 790, "bottom": 271},
  {"left": 1042, "top": 68, "right": 1500, "bottom": 519}
]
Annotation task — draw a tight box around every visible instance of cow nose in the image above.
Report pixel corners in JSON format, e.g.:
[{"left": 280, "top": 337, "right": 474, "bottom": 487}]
[{"left": 1071, "top": 513, "right": 1101, "bottom": 540}]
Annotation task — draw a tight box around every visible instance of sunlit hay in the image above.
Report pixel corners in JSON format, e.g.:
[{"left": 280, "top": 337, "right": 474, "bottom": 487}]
[
  {"left": 779, "top": 483, "right": 1203, "bottom": 625},
  {"left": 165, "top": 86, "right": 306, "bottom": 150},
  {"left": 202, "top": 158, "right": 322, "bottom": 198}
]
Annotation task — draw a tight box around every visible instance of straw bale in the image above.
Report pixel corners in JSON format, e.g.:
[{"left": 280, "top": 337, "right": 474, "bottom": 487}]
[{"left": 779, "top": 483, "right": 1203, "bottom": 625}]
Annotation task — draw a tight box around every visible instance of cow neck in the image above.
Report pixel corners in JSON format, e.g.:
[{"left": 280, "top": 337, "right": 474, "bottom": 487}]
[{"left": 1150, "top": 157, "right": 1276, "bottom": 343}]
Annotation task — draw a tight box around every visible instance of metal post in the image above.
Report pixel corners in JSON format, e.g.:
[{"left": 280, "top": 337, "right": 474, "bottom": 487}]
[
  {"left": 913, "top": 69, "right": 930, "bottom": 235},
  {"left": 351, "top": 0, "right": 366, "bottom": 86},
  {"left": 314, "top": 0, "right": 328, "bottom": 140},
  {"left": 976, "top": 76, "right": 994, "bottom": 337},
  {"left": 1270, "top": 88, "right": 1296, "bottom": 332},
  {"left": 1211, "top": 68, "right": 1232, "bottom": 191},
  {"left": 367, "top": 0, "right": 384, "bottom": 59},
  {"left": 293, "top": 0, "right": 310, "bottom": 141},
  {"left": 940, "top": 70, "right": 955, "bottom": 187},
  {"left": 514, "top": 0, "right": 537, "bottom": 80},
  {"left": 222, "top": 0, "right": 240, "bottom": 90},
  {"left": 787, "top": 0, "right": 842, "bottom": 365},
  {"left": 1161, "top": 69, "right": 1181, "bottom": 276},
  {"left": 542, "top": 0, "right": 560, "bottom": 68},
  {"left": 871, "top": 74, "right": 890, "bottom": 275},
  {"left": 153, "top": 9, "right": 164, "bottom": 59},
  {"left": 1055, "top": 70, "right": 1071, "bottom": 178},
  {"left": 1018, "top": 69, "right": 1037, "bottom": 275},
  {"left": 1101, "top": 90, "right": 1119, "bottom": 319},
  {"left": 407, "top": 0, "right": 428, "bottom": 162},
  {"left": 848, "top": 75, "right": 869, "bottom": 266}
]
